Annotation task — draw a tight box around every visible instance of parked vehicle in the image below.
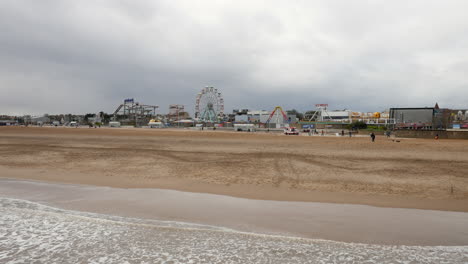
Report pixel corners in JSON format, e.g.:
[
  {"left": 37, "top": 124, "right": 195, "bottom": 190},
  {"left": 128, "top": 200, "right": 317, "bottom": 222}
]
[
  {"left": 234, "top": 123, "right": 256, "bottom": 132},
  {"left": 284, "top": 127, "right": 299, "bottom": 135}
]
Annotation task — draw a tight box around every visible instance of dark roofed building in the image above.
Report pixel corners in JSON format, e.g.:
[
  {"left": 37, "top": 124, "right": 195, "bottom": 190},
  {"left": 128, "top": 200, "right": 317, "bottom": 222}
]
[
  {"left": 0, "top": 120, "right": 18, "bottom": 126},
  {"left": 390, "top": 104, "right": 451, "bottom": 130}
]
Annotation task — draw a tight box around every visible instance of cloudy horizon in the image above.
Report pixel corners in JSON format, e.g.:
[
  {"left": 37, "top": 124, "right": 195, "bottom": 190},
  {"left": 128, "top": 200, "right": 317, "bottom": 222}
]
[{"left": 1, "top": 0, "right": 468, "bottom": 116}]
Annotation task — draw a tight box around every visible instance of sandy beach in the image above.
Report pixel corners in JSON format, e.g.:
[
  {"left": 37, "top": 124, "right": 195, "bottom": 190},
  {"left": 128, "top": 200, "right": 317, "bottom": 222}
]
[
  {"left": 1, "top": 126, "right": 468, "bottom": 212},
  {"left": 1, "top": 126, "right": 468, "bottom": 263}
]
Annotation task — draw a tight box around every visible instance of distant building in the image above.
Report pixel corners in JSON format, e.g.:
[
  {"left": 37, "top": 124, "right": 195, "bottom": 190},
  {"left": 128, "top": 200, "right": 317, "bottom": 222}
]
[
  {"left": 168, "top": 105, "right": 185, "bottom": 121},
  {"left": 169, "top": 104, "right": 184, "bottom": 115},
  {"left": 390, "top": 104, "right": 451, "bottom": 130},
  {"left": 233, "top": 109, "right": 249, "bottom": 115},
  {"left": 248, "top": 110, "right": 269, "bottom": 123},
  {"left": 234, "top": 115, "right": 249, "bottom": 123},
  {"left": 30, "top": 115, "right": 51, "bottom": 125},
  {"left": 320, "top": 110, "right": 351, "bottom": 121},
  {"left": 448, "top": 109, "right": 468, "bottom": 129},
  {"left": 0, "top": 120, "right": 18, "bottom": 126},
  {"left": 390, "top": 108, "right": 434, "bottom": 124}
]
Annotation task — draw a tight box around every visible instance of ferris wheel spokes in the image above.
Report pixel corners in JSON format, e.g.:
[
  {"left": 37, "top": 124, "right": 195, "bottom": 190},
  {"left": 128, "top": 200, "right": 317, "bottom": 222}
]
[{"left": 195, "top": 86, "right": 224, "bottom": 122}]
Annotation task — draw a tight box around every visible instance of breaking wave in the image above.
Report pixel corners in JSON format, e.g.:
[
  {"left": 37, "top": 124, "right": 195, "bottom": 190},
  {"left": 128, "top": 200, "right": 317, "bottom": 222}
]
[{"left": 1, "top": 197, "right": 467, "bottom": 263}]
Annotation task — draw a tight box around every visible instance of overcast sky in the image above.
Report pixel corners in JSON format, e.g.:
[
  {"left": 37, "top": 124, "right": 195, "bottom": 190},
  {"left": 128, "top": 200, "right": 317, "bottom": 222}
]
[{"left": 1, "top": 0, "right": 468, "bottom": 115}]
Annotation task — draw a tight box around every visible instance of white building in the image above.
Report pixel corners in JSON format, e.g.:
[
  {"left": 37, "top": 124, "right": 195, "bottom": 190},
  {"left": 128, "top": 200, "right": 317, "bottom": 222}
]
[
  {"left": 234, "top": 109, "right": 297, "bottom": 125},
  {"left": 320, "top": 110, "right": 351, "bottom": 121}
]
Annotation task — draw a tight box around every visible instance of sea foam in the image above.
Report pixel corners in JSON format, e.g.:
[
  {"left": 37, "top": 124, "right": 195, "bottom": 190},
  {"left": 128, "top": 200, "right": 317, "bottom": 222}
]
[{"left": 1, "top": 197, "right": 467, "bottom": 263}]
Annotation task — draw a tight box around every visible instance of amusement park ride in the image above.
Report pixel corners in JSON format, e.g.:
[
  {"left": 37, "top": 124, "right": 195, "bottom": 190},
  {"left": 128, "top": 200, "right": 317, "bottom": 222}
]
[
  {"left": 112, "top": 98, "right": 159, "bottom": 126},
  {"left": 264, "top": 106, "right": 299, "bottom": 134},
  {"left": 308, "top": 104, "right": 332, "bottom": 121},
  {"left": 265, "top": 106, "right": 290, "bottom": 128},
  {"left": 195, "top": 87, "right": 224, "bottom": 122}
]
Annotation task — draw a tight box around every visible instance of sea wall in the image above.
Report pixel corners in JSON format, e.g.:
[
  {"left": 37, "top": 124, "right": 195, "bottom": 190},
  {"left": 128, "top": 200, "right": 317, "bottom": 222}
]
[{"left": 395, "top": 130, "right": 468, "bottom": 139}]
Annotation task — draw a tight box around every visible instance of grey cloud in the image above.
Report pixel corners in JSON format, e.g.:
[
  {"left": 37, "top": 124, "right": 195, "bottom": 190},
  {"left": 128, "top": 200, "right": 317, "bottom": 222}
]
[{"left": 1, "top": 0, "right": 468, "bottom": 116}]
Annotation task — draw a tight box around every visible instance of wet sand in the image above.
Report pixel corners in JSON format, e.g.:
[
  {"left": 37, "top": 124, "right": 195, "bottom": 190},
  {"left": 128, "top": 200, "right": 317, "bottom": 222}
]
[
  {"left": 1, "top": 178, "right": 468, "bottom": 246},
  {"left": 1, "top": 126, "right": 468, "bottom": 212}
]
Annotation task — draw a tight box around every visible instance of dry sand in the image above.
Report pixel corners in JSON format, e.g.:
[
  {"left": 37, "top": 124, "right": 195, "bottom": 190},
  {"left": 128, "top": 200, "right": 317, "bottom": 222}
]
[{"left": 1, "top": 126, "right": 467, "bottom": 211}]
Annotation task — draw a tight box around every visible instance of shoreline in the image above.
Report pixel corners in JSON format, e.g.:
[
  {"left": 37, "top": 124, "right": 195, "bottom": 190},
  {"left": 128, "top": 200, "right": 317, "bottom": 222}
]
[
  {"left": 2, "top": 168, "right": 468, "bottom": 213},
  {"left": 1, "top": 178, "right": 468, "bottom": 246}
]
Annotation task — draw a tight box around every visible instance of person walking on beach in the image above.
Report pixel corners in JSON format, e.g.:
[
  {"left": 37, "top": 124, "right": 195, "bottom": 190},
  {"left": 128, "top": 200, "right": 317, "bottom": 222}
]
[
  {"left": 370, "top": 132, "right": 376, "bottom": 142},
  {"left": 341, "top": 130, "right": 345, "bottom": 136},
  {"left": 321, "top": 130, "right": 324, "bottom": 136}
]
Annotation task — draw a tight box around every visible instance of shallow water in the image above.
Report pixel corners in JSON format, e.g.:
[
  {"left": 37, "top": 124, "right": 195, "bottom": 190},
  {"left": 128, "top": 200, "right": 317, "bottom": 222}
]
[
  {"left": 1, "top": 197, "right": 467, "bottom": 264},
  {"left": 2, "top": 178, "right": 468, "bottom": 246}
]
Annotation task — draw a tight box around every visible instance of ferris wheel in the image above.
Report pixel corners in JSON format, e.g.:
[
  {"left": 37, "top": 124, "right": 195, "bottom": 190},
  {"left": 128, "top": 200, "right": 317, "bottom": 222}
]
[{"left": 195, "top": 86, "right": 224, "bottom": 122}]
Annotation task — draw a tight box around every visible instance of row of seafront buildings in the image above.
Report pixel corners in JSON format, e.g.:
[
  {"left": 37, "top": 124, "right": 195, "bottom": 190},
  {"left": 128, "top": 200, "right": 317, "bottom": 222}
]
[
  {"left": 230, "top": 108, "right": 388, "bottom": 129},
  {"left": 390, "top": 104, "right": 468, "bottom": 130},
  {"left": 0, "top": 114, "right": 103, "bottom": 127},
  {"left": 230, "top": 103, "right": 468, "bottom": 130},
  {"left": 2, "top": 103, "right": 468, "bottom": 130}
]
